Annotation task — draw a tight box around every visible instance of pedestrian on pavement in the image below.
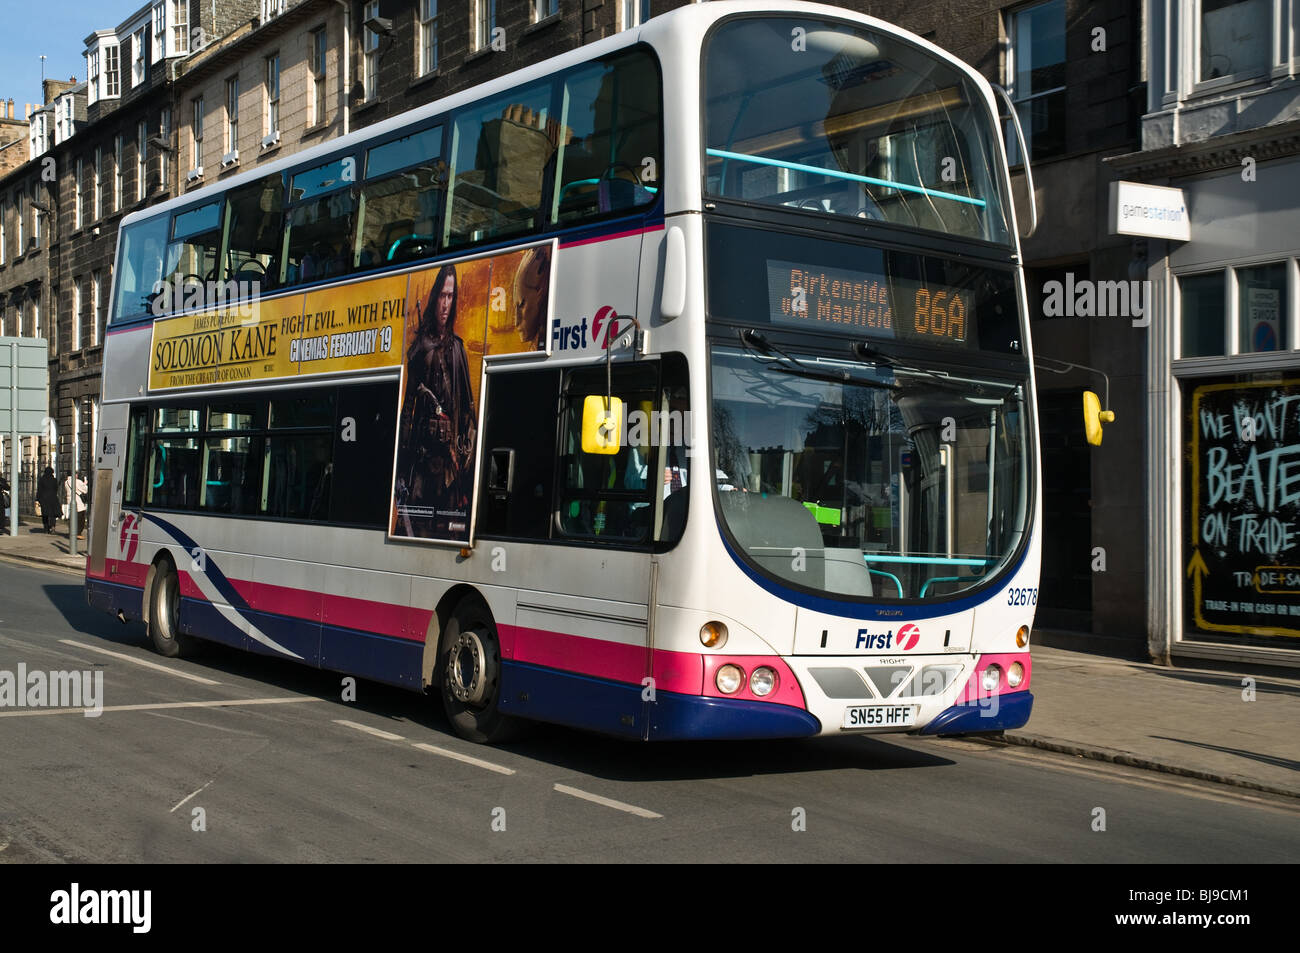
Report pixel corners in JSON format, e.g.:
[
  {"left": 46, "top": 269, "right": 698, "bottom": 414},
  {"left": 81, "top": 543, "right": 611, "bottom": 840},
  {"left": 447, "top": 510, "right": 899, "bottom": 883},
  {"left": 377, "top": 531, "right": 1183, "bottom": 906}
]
[
  {"left": 37, "top": 466, "right": 60, "bottom": 533},
  {"left": 63, "top": 471, "right": 88, "bottom": 538}
]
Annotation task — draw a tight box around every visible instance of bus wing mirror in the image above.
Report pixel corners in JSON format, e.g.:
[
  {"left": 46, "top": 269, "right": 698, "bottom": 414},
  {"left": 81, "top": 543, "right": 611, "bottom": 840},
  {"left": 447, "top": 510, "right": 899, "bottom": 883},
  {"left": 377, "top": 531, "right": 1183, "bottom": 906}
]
[
  {"left": 993, "top": 85, "right": 1038, "bottom": 239},
  {"left": 1083, "top": 390, "right": 1115, "bottom": 446},
  {"left": 581, "top": 395, "right": 623, "bottom": 455}
]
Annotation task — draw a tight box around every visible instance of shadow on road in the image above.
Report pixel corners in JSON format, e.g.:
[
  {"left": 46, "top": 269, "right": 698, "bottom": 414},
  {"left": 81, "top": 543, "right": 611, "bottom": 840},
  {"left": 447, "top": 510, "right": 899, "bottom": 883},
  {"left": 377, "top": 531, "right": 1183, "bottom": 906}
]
[{"left": 45, "top": 581, "right": 959, "bottom": 782}]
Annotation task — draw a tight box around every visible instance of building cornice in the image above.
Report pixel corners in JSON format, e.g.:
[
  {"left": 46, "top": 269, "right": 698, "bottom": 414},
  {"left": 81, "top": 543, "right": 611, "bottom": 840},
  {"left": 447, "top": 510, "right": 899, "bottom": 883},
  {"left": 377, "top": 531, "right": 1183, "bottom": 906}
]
[{"left": 1106, "top": 118, "right": 1300, "bottom": 180}]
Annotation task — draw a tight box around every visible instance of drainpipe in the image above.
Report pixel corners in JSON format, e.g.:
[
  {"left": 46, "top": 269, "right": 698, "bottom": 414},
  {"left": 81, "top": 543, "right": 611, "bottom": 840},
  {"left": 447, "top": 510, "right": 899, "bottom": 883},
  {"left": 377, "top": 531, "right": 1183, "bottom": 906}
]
[{"left": 333, "top": 0, "right": 351, "bottom": 136}]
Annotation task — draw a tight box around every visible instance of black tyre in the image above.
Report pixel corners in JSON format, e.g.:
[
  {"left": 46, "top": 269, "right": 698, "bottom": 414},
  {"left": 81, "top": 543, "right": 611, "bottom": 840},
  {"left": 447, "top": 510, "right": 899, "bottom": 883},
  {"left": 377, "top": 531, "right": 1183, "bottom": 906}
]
[
  {"left": 148, "top": 560, "right": 196, "bottom": 658},
  {"left": 440, "top": 598, "right": 521, "bottom": 744}
]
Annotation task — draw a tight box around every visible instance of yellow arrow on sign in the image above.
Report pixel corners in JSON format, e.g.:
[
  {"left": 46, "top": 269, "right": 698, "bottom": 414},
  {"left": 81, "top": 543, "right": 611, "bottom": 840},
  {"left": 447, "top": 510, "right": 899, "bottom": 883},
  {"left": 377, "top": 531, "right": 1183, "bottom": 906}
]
[{"left": 1186, "top": 548, "right": 1209, "bottom": 580}]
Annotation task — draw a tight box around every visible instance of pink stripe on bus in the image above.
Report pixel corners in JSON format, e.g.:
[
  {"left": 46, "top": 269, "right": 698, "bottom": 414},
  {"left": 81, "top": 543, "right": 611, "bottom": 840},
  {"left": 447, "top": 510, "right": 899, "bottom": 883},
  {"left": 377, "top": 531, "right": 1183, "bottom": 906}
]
[
  {"left": 558, "top": 222, "right": 664, "bottom": 249},
  {"left": 501, "top": 624, "right": 704, "bottom": 695}
]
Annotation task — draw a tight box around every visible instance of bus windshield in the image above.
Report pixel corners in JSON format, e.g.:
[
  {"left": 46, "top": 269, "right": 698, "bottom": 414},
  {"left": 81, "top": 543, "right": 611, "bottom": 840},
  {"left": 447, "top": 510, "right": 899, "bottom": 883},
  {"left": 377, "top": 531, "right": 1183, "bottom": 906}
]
[
  {"left": 710, "top": 345, "right": 1029, "bottom": 603},
  {"left": 704, "top": 16, "right": 1011, "bottom": 245}
]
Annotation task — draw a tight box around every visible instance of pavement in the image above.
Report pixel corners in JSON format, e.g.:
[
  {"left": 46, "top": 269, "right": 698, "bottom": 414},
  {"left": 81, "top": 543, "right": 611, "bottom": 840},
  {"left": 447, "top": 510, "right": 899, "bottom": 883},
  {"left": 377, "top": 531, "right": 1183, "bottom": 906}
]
[{"left": 2, "top": 515, "right": 1297, "bottom": 799}]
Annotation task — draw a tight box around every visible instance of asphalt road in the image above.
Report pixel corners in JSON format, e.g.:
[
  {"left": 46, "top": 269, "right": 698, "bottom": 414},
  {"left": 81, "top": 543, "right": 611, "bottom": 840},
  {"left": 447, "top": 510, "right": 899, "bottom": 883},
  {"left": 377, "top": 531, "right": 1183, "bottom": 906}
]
[{"left": 1, "top": 557, "right": 1298, "bottom": 863}]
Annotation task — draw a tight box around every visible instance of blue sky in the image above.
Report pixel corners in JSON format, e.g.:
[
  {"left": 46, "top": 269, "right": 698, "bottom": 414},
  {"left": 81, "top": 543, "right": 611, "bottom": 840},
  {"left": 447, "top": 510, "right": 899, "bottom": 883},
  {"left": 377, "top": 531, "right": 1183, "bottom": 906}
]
[{"left": 0, "top": 0, "right": 144, "bottom": 115}]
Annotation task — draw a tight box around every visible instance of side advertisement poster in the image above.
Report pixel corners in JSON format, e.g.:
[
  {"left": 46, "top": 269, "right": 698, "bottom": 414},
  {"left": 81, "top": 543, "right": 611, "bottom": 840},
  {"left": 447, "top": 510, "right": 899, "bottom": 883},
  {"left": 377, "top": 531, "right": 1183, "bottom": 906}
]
[
  {"left": 148, "top": 274, "right": 410, "bottom": 391},
  {"left": 389, "top": 242, "right": 554, "bottom": 545}
]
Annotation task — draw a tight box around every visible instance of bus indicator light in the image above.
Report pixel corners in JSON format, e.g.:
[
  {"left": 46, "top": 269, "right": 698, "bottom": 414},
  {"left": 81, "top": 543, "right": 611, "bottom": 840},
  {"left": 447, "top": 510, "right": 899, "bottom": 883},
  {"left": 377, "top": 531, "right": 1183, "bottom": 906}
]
[{"left": 700, "top": 621, "right": 729, "bottom": 648}]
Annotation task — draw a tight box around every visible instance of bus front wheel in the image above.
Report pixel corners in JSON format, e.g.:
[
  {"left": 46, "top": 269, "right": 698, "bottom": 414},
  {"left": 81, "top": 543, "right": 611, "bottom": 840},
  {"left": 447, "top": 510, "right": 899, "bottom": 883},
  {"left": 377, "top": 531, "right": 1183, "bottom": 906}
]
[
  {"left": 440, "top": 598, "right": 520, "bottom": 744},
  {"left": 148, "top": 560, "right": 196, "bottom": 658}
]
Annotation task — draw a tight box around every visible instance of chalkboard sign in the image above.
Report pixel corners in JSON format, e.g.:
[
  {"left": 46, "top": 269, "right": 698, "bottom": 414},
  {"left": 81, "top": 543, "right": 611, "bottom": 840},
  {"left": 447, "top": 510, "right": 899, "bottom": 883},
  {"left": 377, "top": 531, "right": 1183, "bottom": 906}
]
[{"left": 1186, "top": 378, "right": 1300, "bottom": 639}]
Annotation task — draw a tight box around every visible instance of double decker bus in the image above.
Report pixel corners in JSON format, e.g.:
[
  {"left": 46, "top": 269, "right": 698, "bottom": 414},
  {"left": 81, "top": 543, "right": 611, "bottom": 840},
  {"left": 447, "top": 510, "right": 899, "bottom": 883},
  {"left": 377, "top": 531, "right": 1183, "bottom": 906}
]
[{"left": 86, "top": 1, "right": 1040, "bottom": 743}]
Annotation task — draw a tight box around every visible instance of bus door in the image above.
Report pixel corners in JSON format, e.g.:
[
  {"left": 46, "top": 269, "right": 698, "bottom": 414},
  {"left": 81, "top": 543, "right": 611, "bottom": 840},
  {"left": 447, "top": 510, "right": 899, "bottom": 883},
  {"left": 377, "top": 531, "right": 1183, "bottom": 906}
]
[{"left": 88, "top": 427, "right": 126, "bottom": 577}]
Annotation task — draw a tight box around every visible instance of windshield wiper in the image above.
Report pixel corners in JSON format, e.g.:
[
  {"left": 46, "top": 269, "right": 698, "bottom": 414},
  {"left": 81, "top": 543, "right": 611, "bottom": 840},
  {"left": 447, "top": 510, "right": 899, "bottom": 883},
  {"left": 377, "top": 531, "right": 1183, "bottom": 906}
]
[
  {"left": 737, "top": 329, "right": 900, "bottom": 391},
  {"left": 850, "top": 340, "right": 1020, "bottom": 402}
]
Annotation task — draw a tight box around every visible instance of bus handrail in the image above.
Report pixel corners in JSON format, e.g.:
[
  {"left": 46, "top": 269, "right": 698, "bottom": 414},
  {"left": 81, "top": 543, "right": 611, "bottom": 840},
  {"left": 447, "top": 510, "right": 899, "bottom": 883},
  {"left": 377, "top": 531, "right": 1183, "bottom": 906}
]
[{"left": 705, "top": 148, "right": 988, "bottom": 207}]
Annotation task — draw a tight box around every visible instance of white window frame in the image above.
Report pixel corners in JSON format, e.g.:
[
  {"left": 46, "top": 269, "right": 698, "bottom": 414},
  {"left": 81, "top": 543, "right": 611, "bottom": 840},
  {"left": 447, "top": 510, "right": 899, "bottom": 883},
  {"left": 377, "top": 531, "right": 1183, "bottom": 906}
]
[
  {"left": 363, "top": 2, "right": 381, "bottom": 100},
  {"left": 132, "top": 28, "right": 147, "bottom": 87},
  {"left": 1193, "top": 0, "right": 1277, "bottom": 91},
  {"left": 261, "top": 0, "right": 287, "bottom": 21},
  {"left": 74, "top": 158, "right": 83, "bottom": 229},
  {"left": 1, "top": 200, "right": 6, "bottom": 265},
  {"left": 310, "top": 27, "right": 328, "bottom": 126},
  {"left": 533, "top": 0, "right": 558, "bottom": 23},
  {"left": 160, "top": 107, "right": 171, "bottom": 187},
  {"left": 114, "top": 135, "right": 124, "bottom": 212},
  {"left": 170, "top": 0, "right": 190, "bottom": 56},
  {"left": 33, "top": 298, "right": 40, "bottom": 340},
  {"left": 474, "top": 0, "right": 496, "bottom": 52},
  {"left": 621, "top": 0, "right": 649, "bottom": 30},
  {"left": 31, "top": 185, "right": 39, "bottom": 247},
  {"left": 94, "top": 146, "right": 102, "bottom": 221},
  {"left": 73, "top": 282, "right": 82, "bottom": 350},
  {"left": 419, "top": 0, "right": 438, "bottom": 75},
  {"left": 266, "top": 53, "right": 281, "bottom": 137},
  {"left": 137, "top": 120, "right": 148, "bottom": 201},
  {"left": 87, "top": 49, "right": 100, "bottom": 105},
  {"left": 1004, "top": 0, "right": 1067, "bottom": 166},
  {"left": 192, "top": 96, "right": 204, "bottom": 168},
  {"left": 152, "top": 3, "right": 166, "bottom": 60},
  {"left": 226, "top": 77, "right": 240, "bottom": 152},
  {"left": 104, "top": 42, "right": 121, "bottom": 99},
  {"left": 92, "top": 270, "right": 102, "bottom": 347},
  {"left": 16, "top": 192, "right": 23, "bottom": 249}
]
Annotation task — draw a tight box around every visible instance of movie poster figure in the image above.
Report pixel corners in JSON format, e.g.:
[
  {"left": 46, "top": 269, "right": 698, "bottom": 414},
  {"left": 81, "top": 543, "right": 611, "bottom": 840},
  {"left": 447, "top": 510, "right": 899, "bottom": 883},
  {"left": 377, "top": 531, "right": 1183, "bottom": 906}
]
[
  {"left": 394, "top": 263, "right": 476, "bottom": 539},
  {"left": 513, "top": 245, "right": 551, "bottom": 348}
]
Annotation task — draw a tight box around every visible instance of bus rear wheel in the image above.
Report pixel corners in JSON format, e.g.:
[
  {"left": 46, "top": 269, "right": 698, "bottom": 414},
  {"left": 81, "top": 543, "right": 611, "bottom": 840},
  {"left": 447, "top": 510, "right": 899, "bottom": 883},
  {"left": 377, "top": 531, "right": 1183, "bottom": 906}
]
[
  {"left": 148, "top": 560, "right": 196, "bottom": 658},
  {"left": 440, "top": 598, "right": 520, "bottom": 744}
]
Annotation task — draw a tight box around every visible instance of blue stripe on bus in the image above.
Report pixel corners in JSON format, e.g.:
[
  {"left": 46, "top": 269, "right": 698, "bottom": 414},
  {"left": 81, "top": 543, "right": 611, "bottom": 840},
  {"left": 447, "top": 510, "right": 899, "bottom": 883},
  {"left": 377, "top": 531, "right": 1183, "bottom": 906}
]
[
  {"left": 716, "top": 517, "right": 1031, "bottom": 621},
  {"left": 85, "top": 578, "right": 145, "bottom": 620},
  {"left": 499, "top": 660, "right": 820, "bottom": 740},
  {"left": 919, "top": 691, "right": 1033, "bottom": 735}
]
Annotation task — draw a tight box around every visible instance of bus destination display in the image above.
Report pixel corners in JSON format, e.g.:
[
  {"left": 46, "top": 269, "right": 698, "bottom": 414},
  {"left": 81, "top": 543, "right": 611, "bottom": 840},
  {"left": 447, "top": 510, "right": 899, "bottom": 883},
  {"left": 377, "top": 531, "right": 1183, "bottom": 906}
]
[{"left": 765, "top": 260, "right": 971, "bottom": 345}]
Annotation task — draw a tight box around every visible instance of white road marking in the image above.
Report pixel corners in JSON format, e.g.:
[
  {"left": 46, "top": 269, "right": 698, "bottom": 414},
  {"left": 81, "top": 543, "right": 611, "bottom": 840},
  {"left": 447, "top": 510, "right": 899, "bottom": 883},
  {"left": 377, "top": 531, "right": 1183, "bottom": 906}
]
[
  {"left": 553, "top": 783, "right": 662, "bottom": 819},
  {"left": 411, "top": 742, "right": 516, "bottom": 776},
  {"left": 0, "top": 696, "right": 321, "bottom": 718},
  {"left": 58, "top": 639, "right": 221, "bottom": 685},
  {"left": 334, "top": 719, "right": 405, "bottom": 742},
  {"left": 170, "top": 780, "right": 214, "bottom": 813}
]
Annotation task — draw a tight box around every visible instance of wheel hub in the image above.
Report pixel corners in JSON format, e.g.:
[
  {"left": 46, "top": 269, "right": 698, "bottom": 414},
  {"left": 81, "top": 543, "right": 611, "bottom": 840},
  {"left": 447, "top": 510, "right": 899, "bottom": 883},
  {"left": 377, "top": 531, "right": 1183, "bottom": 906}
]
[{"left": 447, "top": 629, "right": 491, "bottom": 705}]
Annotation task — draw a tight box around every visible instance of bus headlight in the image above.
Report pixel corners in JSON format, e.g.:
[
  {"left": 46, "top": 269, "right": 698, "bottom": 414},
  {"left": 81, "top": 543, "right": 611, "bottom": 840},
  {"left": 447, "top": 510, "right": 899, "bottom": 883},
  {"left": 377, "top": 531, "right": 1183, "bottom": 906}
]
[
  {"left": 980, "top": 664, "right": 1002, "bottom": 693},
  {"left": 716, "top": 664, "right": 745, "bottom": 694},
  {"left": 1016, "top": 625, "right": 1030, "bottom": 648},
  {"left": 750, "top": 666, "right": 778, "bottom": 697},
  {"left": 1007, "top": 662, "right": 1025, "bottom": 688},
  {"left": 700, "top": 621, "right": 729, "bottom": 649}
]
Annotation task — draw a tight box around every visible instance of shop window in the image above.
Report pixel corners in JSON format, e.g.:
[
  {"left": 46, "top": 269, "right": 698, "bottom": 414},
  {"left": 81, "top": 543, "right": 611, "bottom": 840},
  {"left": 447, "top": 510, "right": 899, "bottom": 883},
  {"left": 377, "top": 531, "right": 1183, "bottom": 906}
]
[
  {"left": 1236, "top": 263, "right": 1287, "bottom": 353},
  {"left": 1179, "top": 272, "right": 1225, "bottom": 357}
]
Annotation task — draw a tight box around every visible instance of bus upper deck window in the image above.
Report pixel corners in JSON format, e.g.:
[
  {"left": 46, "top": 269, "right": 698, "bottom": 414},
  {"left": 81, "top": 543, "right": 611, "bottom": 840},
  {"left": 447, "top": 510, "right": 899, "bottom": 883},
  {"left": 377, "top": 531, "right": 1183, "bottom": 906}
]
[
  {"left": 446, "top": 82, "right": 555, "bottom": 247},
  {"left": 221, "top": 174, "right": 284, "bottom": 290},
  {"left": 283, "top": 155, "right": 358, "bottom": 286},
  {"left": 552, "top": 49, "right": 661, "bottom": 225},
  {"left": 359, "top": 126, "right": 447, "bottom": 267}
]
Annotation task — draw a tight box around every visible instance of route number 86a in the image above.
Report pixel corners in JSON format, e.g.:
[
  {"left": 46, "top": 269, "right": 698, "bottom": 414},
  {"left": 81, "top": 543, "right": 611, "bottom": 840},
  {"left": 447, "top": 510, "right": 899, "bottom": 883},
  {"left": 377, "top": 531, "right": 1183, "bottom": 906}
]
[{"left": 1007, "top": 587, "right": 1037, "bottom": 606}]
